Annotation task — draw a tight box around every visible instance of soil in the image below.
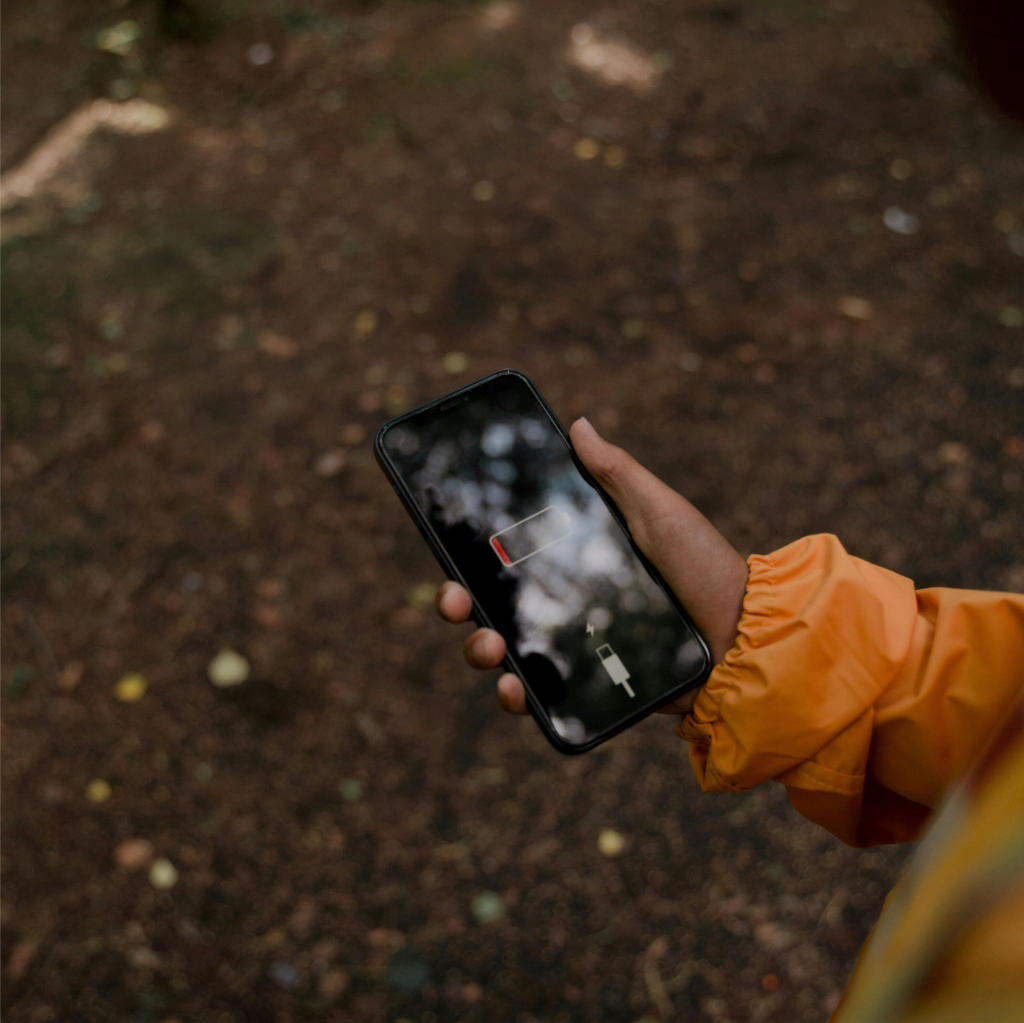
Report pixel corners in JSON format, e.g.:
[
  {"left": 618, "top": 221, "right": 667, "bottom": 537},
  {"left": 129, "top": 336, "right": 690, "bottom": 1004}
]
[{"left": 2, "top": 1, "right": 1023, "bottom": 1021}]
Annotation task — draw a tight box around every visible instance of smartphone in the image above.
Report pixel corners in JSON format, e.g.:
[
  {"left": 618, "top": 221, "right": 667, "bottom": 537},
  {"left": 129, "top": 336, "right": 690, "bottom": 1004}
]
[{"left": 375, "top": 369, "right": 712, "bottom": 754}]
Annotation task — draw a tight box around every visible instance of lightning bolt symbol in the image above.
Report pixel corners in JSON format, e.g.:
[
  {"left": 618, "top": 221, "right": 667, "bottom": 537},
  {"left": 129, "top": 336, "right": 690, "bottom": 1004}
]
[{"left": 586, "top": 622, "right": 595, "bottom": 636}]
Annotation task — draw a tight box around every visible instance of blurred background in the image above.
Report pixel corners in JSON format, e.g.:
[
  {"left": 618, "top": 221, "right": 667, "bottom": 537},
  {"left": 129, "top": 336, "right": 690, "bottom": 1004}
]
[{"left": 2, "top": 0, "right": 1022, "bottom": 1020}]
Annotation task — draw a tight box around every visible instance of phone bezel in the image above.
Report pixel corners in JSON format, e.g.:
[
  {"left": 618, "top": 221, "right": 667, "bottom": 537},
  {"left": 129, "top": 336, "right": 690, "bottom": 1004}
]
[{"left": 374, "top": 368, "right": 713, "bottom": 755}]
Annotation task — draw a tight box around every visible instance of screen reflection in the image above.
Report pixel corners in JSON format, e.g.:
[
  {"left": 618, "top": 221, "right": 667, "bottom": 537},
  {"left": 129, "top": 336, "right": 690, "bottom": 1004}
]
[{"left": 383, "top": 374, "right": 708, "bottom": 748}]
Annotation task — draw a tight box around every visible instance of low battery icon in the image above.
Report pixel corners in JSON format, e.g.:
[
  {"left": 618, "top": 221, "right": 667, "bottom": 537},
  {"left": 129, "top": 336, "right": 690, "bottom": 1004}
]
[
  {"left": 490, "top": 505, "right": 572, "bottom": 567},
  {"left": 596, "top": 644, "right": 635, "bottom": 698}
]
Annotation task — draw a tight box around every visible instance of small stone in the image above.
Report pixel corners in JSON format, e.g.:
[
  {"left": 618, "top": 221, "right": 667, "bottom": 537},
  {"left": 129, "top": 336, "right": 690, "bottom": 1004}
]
[
  {"left": 993, "top": 210, "right": 1019, "bottom": 233},
  {"left": 679, "top": 352, "right": 702, "bottom": 372},
  {"left": 889, "top": 158, "right": 913, "bottom": 180},
  {"left": 442, "top": 351, "right": 469, "bottom": 374},
  {"left": 139, "top": 420, "right": 167, "bottom": 444},
  {"left": 269, "top": 961, "right": 299, "bottom": 990},
  {"left": 127, "top": 946, "right": 161, "bottom": 969},
  {"left": 737, "top": 260, "right": 761, "bottom": 282},
  {"left": 195, "top": 763, "right": 214, "bottom": 782},
  {"left": 597, "top": 828, "right": 625, "bottom": 857},
  {"left": 96, "top": 20, "right": 141, "bottom": 55},
  {"left": 472, "top": 180, "right": 496, "bottom": 202},
  {"left": 341, "top": 423, "right": 366, "bottom": 444},
  {"left": 7, "top": 664, "right": 34, "bottom": 696},
  {"left": 574, "top": 137, "right": 600, "bottom": 160},
  {"left": 258, "top": 330, "right": 298, "bottom": 359},
  {"left": 353, "top": 309, "right": 378, "bottom": 341},
  {"left": 406, "top": 582, "right": 437, "bottom": 609},
  {"left": 471, "top": 890, "right": 506, "bottom": 924},
  {"left": 87, "top": 779, "right": 112, "bottom": 803},
  {"left": 839, "top": 296, "right": 873, "bottom": 320},
  {"left": 207, "top": 649, "right": 250, "bottom": 688},
  {"left": 100, "top": 319, "right": 124, "bottom": 340},
  {"left": 339, "top": 778, "right": 363, "bottom": 801},
  {"left": 621, "top": 319, "right": 645, "bottom": 340},
  {"left": 762, "top": 973, "right": 780, "bottom": 993},
  {"left": 114, "top": 673, "right": 147, "bottom": 702},
  {"left": 1009, "top": 367, "right": 1024, "bottom": 387},
  {"left": 998, "top": 305, "right": 1023, "bottom": 328},
  {"left": 115, "top": 838, "right": 154, "bottom": 870},
  {"left": 603, "top": 145, "right": 626, "bottom": 168},
  {"left": 320, "top": 90, "right": 344, "bottom": 113},
  {"left": 248, "top": 43, "right": 274, "bottom": 66},
  {"left": 386, "top": 947, "right": 432, "bottom": 994},
  {"left": 148, "top": 857, "right": 178, "bottom": 890},
  {"left": 314, "top": 449, "right": 346, "bottom": 477},
  {"left": 319, "top": 969, "right": 349, "bottom": 1000},
  {"left": 883, "top": 206, "right": 919, "bottom": 235},
  {"left": 58, "top": 660, "right": 84, "bottom": 693},
  {"left": 938, "top": 441, "right": 970, "bottom": 465}
]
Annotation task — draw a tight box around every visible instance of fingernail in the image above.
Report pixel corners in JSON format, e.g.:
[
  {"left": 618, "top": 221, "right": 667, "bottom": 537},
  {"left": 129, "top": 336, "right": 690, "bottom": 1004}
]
[{"left": 473, "top": 636, "right": 490, "bottom": 660}]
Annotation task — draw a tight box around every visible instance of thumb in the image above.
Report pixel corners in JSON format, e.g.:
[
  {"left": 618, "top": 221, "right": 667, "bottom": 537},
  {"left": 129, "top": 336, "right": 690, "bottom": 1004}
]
[{"left": 569, "top": 418, "right": 748, "bottom": 665}]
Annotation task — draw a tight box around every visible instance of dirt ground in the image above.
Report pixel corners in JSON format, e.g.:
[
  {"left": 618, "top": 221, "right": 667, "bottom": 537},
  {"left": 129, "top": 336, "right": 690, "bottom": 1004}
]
[{"left": 2, "top": 0, "right": 1023, "bottom": 1020}]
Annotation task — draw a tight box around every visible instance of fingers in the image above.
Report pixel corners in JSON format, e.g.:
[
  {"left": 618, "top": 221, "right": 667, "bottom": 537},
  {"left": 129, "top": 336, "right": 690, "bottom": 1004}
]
[
  {"left": 436, "top": 580, "right": 473, "bottom": 623},
  {"left": 496, "top": 673, "right": 529, "bottom": 714},
  {"left": 569, "top": 417, "right": 748, "bottom": 665},
  {"left": 463, "top": 627, "right": 507, "bottom": 670}
]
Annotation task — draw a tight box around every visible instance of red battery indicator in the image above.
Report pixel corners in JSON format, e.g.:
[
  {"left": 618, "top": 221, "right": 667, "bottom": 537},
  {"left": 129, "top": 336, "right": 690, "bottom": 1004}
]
[{"left": 489, "top": 505, "right": 572, "bottom": 567}]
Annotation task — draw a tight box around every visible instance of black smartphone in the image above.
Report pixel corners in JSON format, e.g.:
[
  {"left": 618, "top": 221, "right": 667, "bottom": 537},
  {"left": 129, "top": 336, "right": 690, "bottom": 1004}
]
[{"left": 375, "top": 369, "right": 712, "bottom": 754}]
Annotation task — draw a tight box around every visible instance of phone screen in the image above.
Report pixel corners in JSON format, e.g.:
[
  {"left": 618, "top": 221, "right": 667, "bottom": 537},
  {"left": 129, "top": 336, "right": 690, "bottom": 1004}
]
[{"left": 379, "top": 372, "right": 709, "bottom": 751}]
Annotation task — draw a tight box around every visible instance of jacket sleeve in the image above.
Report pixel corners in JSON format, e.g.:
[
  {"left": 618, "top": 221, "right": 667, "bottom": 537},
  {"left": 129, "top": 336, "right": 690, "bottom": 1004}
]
[{"left": 677, "top": 534, "right": 1024, "bottom": 846}]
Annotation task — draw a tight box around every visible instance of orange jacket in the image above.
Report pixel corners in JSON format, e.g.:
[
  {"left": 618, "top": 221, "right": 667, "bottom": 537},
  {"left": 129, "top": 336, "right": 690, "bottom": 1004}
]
[
  {"left": 678, "top": 533, "right": 1024, "bottom": 847},
  {"left": 677, "top": 533, "right": 1024, "bottom": 1020}
]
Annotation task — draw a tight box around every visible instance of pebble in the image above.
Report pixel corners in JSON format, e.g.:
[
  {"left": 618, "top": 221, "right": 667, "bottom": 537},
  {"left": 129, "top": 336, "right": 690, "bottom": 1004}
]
[
  {"left": 115, "top": 838, "right": 154, "bottom": 870},
  {"left": 574, "top": 137, "right": 600, "bottom": 160},
  {"left": 406, "top": 582, "right": 437, "bottom": 609},
  {"left": 621, "top": 319, "right": 645, "bottom": 340},
  {"left": 247, "top": 43, "right": 274, "bottom": 66},
  {"left": 889, "top": 158, "right": 913, "bottom": 180},
  {"left": 838, "top": 296, "right": 873, "bottom": 320},
  {"left": 353, "top": 309, "right": 378, "bottom": 341},
  {"left": 58, "top": 660, "right": 84, "bottom": 693},
  {"left": 442, "top": 352, "right": 469, "bottom": 374},
  {"left": 999, "top": 306, "right": 1023, "bottom": 328},
  {"left": 207, "top": 649, "right": 250, "bottom": 688},
  {"left": 604, "top": 145, "right": 626, "bottom": 168},
  {"left": 883, "top": 206, "right": 919, "bottom": 235},
  {"left": 114, "top": 673, "right": 147, "bottom": 702},
  {"left": 87, "top": 779, "right": 112, "bottom": 803},
  {"left": 471, "top": 890, "right": 506, "bottom": 924},
  {"left": 472, "top": 180, "right": 496, "bottom": 202},
  {"left": 269, "top": 961, "right": 299, "bottom": 989},
  {"left": 339, "top": 778, "right": 363, "bottom": 801},
  {"left": 314, "top": 448, "right": 346, "bottom": 477},
  {"left": 8, "top": 665, "right": 34, "bottom": 696},
  {"left": 386, "top": 947, "right": 432, "bottom": 994},
  {"left": 598, "top": 828, "right": 626, "bottom": 857},
  {"left": 148, "top": 857, "right": 179, "bottom": 890},
  {"left": 318, "top": 969, "right": 349, "bottom": 1000},
  {"left": 257, "top": 330, "right": 298, "bottom": 359}
]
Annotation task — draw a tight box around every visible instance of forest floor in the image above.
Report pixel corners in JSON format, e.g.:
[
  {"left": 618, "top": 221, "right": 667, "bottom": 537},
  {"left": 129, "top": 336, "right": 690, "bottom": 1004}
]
[{"left": 2, "top": 0, "right": 1023, "bottom": 1020}]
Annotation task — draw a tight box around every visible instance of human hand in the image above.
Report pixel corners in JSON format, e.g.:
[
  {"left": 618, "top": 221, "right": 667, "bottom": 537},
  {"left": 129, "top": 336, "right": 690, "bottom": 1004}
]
[{"left": 435, "top": 417, "right": 749, "bottom": 716}]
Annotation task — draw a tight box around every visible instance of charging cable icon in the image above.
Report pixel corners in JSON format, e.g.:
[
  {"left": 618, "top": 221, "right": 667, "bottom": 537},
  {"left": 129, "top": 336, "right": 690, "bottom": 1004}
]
[{"left": 596, "top": 644, "right": 635, "bottom": 698}]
